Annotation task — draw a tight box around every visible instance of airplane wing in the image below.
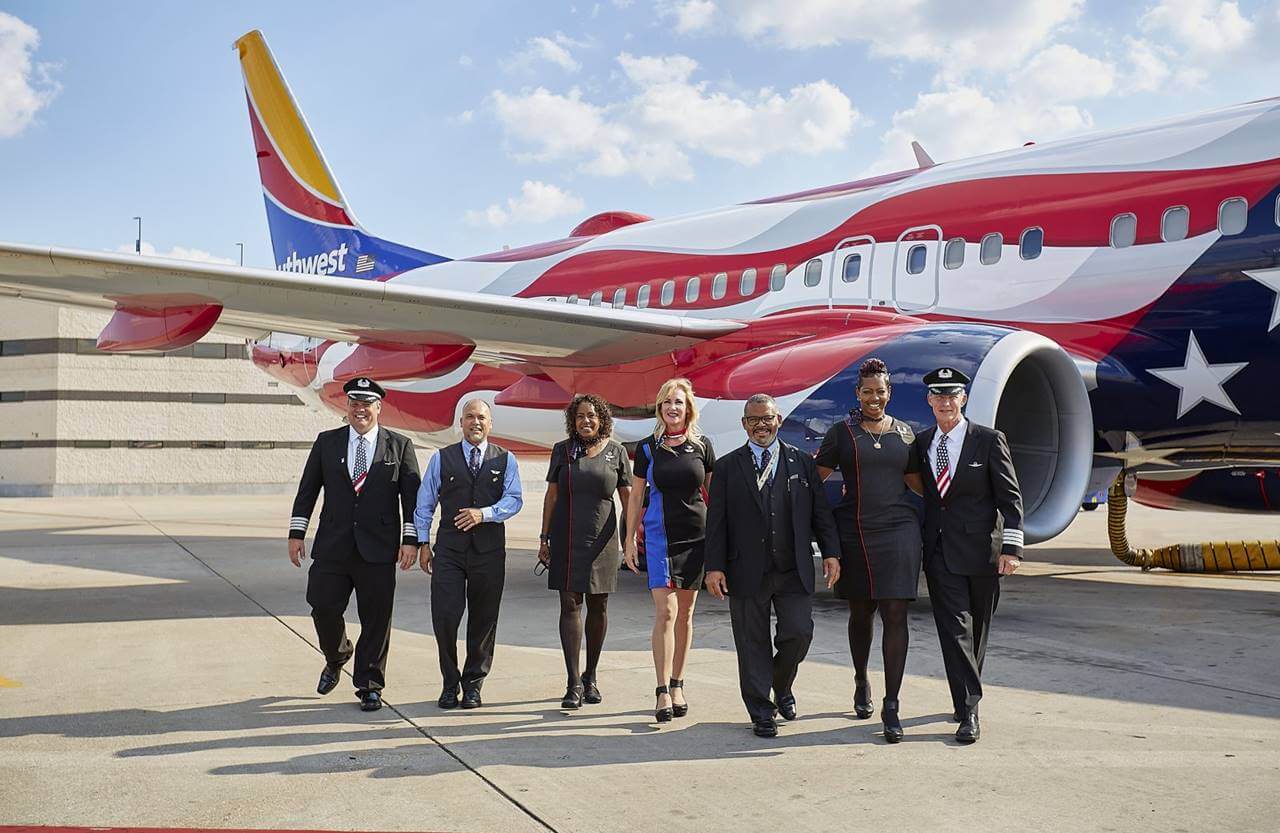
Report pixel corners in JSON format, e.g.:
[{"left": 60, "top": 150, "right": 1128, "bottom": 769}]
[{"left": 0, "top": 243, "right": 742, "bottom": 367}]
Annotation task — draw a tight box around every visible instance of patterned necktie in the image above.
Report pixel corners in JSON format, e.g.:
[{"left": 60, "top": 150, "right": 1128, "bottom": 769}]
[
  {"left": 469, "top": 445, "right": 481, "bottom": 476},
  {"left": 758, "top": 447, "right": 773, "bottom": 489},
  {"left": 352, "top": 436, "right": 368, "bottom": 492},
  {"left": 935, "top": 434, "right": 952, "bottom": 498}
]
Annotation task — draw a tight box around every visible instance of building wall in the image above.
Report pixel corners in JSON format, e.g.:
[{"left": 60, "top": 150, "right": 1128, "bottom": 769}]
[{"left": 0, "top": 300, "right": 338, "bottom": 496}]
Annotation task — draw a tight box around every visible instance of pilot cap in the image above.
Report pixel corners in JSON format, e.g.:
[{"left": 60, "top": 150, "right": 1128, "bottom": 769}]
[
  {"left": 923, "top": 367, "right": 970, "bottom": 395},
  {"left": 343, "top": 376, "right": 386, "bottom": 402}
]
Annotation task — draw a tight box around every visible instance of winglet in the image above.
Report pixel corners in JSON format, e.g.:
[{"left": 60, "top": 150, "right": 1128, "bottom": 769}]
[{"left": 911, "top": 141, "right": 935, "bottom": 169}]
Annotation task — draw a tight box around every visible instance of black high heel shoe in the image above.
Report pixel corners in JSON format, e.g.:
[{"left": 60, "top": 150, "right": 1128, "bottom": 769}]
[
  {"left": 561, "top": 684, "right": 584, "bottom": 710},
  {"left": 669, "top": 678, "right": 688, "bottom": 718},
  {"left": 881, "top": 698, "right": 904, "bottom": 743},
  {"left": 654, "top": 685, "right": 673, "bottom": 723},
  {"left": 854, "top": 679, "right": 874, "bottom": 719}
]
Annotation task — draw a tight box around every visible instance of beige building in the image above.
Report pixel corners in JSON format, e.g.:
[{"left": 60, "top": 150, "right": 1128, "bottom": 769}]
[{"left": 0, "top": 299, "right": 337, "bottom": 496}]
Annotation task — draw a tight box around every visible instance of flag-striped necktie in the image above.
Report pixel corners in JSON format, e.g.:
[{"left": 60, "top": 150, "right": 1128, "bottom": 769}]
[
  {"left": 935, "top": 434, "right": 952, "bottom": 498},
  {"left": 352, "top": 436, "right": 368, "bottom": 493}
]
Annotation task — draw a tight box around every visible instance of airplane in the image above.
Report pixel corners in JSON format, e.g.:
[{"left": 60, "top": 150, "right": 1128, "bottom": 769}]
[{"left": 1, "top": 30, "right": 1278, "bottom": 558}]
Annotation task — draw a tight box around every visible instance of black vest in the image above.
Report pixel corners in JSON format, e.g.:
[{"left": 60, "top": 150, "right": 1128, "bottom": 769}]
[
  {"left": 435, "top": 441, "right": 510, "bottom": 554},
  {"left": 762, "top": 450, "right": 795, "bottom": 572}
]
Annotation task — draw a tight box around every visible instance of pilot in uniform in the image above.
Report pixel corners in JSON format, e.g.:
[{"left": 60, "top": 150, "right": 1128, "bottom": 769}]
[
  {"left": 913, "top": 367, "right": 1024, "bottom": 743},
  {"left": 287, "top": 377, "right": 422, "bottom": 711}
]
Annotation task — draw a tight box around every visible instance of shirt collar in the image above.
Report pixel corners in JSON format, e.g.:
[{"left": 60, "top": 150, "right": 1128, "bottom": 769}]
[
  {"left": 750, "top": 438, "right": 779, "bottom": 465},
  {"left": 934, "top": 418, "right": 967, "bottom": 447},
  {"left": 462, "top": 438, "right": 488, "bottom": 458},
  {"left": 348, "top": 424, "right": 378, "bottom": 446}
]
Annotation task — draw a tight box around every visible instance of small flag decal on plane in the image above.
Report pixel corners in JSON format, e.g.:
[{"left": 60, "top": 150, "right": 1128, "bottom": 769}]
[{"left": 355, "top": 254, "right": 376, "bottom": 273}]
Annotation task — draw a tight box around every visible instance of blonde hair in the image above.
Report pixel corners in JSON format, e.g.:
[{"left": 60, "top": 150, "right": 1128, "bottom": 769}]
[{"left": 651, "top": 377, "right": 704, "bottom": 450}]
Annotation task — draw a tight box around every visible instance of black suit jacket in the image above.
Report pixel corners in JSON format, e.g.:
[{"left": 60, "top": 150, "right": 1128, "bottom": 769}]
[
  {"left": 914, "top": 422, "right": 1024, "bottom": 576},
  {"left": 705, "top": 441, "right": 841, "bottom": 597},
  {"left": 289, "top": 425, "right": 422, "bottom": 563}
]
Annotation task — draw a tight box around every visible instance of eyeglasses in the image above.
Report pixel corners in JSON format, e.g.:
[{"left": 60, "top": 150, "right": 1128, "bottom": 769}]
[{"left": 743, "top": 415, "right": 779, "bottom": 427}]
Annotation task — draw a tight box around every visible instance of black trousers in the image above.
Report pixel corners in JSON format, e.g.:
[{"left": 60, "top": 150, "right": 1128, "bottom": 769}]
[
  {"left": 306, "top": 552, "right": 396, "bottom": 693},
  {"left": 431, "top": 543, "right": 506, "bottom": 691},
  {"left": 924, "top": 550, "right": 1000, "bottom": 713},
  {"left": 728, "top": 569, "right": 813, "bottom": 722}
]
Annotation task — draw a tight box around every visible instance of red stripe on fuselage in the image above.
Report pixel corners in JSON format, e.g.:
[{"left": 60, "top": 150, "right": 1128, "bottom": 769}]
[{"left": 247, "top": 95, "right": 355, "bottom": 227}]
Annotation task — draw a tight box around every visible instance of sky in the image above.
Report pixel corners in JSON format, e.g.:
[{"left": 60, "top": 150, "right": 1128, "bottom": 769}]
[{"left": 1, "top": 1, "right": 1278, "bottom": 267}]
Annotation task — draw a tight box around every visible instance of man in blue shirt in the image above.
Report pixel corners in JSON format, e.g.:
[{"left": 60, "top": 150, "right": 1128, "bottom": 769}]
[{"left": 416, "top": 398, "right": 523, "bottom": 709}]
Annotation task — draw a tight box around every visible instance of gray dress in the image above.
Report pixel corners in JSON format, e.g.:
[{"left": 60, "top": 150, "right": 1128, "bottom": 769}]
[
  {"left": 816, "top": 417, "right": 923, "bottom": 600},
  {"left": 545, "top": 438, "right": 629, "bottom": 594}
]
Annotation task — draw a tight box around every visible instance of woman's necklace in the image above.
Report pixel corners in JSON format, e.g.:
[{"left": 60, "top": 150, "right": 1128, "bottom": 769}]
[
  {"left": 663, "top": 430, "right": 687, "bottom": 445},
  {"left": 862, "top": 414, "right": 891, "bottom": 449}
]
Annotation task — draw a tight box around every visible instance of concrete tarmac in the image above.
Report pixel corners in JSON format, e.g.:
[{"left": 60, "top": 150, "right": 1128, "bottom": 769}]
[{"left": 1, "top": 494, "right": 1278, "bottom": 833}]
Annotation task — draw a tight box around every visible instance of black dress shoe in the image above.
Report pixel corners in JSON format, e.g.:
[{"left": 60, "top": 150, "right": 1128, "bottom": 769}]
[
  {"left": 882, "top": 698, "right": 904, "bottom": 743},
  {"left": 951, "top": 708, "right": 964, "bottom": 723},
  {"left": 359, "top": 690, "right": 382, "bottom": 712},
  {"left": 669, "top": 678, "right": 687, "bottom": 718},
  {"left": 460, "top": 688, "right": 482, "bottom": 709},
  {"left": 752, "top": 718, "right": 779, "bottom": 738},
  {"left": 854, "top": 679, "right": 874, "bottom": 719},
  {"left": 776, "top": 694, "right": 797, "bottom": 722},
  {"left": 438, "top": 687, "right": 460, "bottom": 709},
  {"left": 956, "top": 712, "right": 980, "bottom": 744},
  {"left": 561, "top": 685, "right": 584, "bottom": 710},
  {"left": 317, "top": 664, "right": 342, "bottom": 696},
  {"left": 581, "top": 676, "right": 602, "bottom": 704}
]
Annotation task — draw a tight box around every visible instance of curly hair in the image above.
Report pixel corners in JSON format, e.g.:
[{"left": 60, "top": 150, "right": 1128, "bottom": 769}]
[
  {"left": 564, "top": 393, "right": 614, "bottom": 442},
  {"left": 857, "top": 356, "right": 891, "bottom": 389}
]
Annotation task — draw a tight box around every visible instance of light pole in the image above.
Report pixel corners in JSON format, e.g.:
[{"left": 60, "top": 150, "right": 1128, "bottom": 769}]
[
  {"left": 132, "top": 217, "right": 142, "bottom": 254},
  {"left": 235, "top": 242, "right": 244, "bottom": 266}
]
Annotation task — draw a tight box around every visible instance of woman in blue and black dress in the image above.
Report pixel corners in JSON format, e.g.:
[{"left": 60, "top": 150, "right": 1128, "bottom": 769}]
[
  {"left": 816, "top": 357, "right": 923, "bottom": 743},
  {"left": 624, "top": 378, "right": 715, "bottom": 723},
  {"left": 538, "top": 394, "right": 632, "bottom": 710}
]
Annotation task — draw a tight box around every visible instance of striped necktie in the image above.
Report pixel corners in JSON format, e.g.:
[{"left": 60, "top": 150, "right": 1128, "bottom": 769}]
[
  {"left": 469, "top": 445, "right": 481, "bottom": 476},
  {"left": 935, "top": 434, "right": 952, "bottom": 498},
  {"left": 352, "top": 436, "right": 368, "bottom": 493}
]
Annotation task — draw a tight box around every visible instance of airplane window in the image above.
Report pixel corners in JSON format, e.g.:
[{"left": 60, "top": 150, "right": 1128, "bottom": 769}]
[
  {"left": 567, "top": 294, "right": 580, "bottom": 304},
  {"left": 905, "top": 244, "right": 927, "bottom": 275},
  {"left": 943, "top": 238, "right": 965, "bottom": 270},
  {"left": 1219, "top": 197, "right": 1247, "bottom": 235},
  {"left": 1019, "top": 227, "right": 1043, "bottom": 260},
  {"left": 589, "top": 291, "right": 603, "bottom": 306},
  {"left": 636, "top": 284, "right": 651, "bottom": 309},
  {"left": 1110, "top": 213, "right": 1137, "bottom": 248},
  {"left": 612, "top": 287, "right": 627, "bottom": 308},
  {"left": 1162, "top": 206, "right": 1189, "bottom": 242},
  {"left": 685, "top": 276, "right": 701, "bottom": 303},
  {"left": 842, "top": 254, "right": 861, "bottom": 282},
  {"left": 660, "top": 279, "right": 676, "bottom": 306},
  {"left": 803, "top": 258, "right": 823, "bottom": 287},
  {"left": 740, "top": 268, "right": 758, "bottom": 296},
  {"left": 770, "top": 263, "right": 787, "bottom": 291},
  {"left": 980, "top": 233, "right": 1003, "bottom": 265},
  {"left": 1276, "top": 195, "right": 1280, "bottom": 227},
  {"left": 711, "top": 272, "right": 727, "bottom": 300}
]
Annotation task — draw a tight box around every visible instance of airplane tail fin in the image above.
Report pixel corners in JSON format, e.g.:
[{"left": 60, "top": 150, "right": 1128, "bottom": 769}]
[{"left": 234, "top": 30, "right": 447, "bottom": 279}]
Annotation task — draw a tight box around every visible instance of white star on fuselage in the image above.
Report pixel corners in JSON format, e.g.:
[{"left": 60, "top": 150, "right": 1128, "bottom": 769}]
[
  {"left": 1244, "top": 267, "right": 1280, "bottom": 332},
  {"left": 1148, "top": 332, "right": 1248, "bottom": 419}
]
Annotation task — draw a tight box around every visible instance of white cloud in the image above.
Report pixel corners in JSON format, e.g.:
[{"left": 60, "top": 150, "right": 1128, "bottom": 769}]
[
  {"left": 1013, "top": 44, "right": 1116, "bottom": 102},
  {"left": 490, "top": 52, "right": 861, "bottom": 182},
  {"left": 869, "top": 85, "right": 1092, "bottom": 174},
  {"left": 1139, "top": 0, "right": 1253, "bottom": 56},
  {"left": 662, "top": 0, "right": 717, "bottom": 33},
  {"left": 464, "top": 180, "right": 585, "bottom": 228},
  {"left": 458, "top": 55, "right": 474, "bottom": 68},
  {"left": 507, "top": 32, "right": 587, "bottom": 74},
  {"left": 711, "top": 0, "right": 1083, "bottom": 79},
  {"left": 450, "top": 109, "right": 474, "bottom": 125},
  {"left": 0, "top": 12, "right": 59, "bottom": 139},
  {"left": 116, "top": 242, "right": 237, "bottom": 265}
]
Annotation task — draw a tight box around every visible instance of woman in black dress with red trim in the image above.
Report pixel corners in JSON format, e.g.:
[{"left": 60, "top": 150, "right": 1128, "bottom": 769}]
[
  {"left": 816, "top": 358, "right": 923, "bottom": 743},
  {"left": 538, "top": 394, "right": 632, "bottom": 709}
]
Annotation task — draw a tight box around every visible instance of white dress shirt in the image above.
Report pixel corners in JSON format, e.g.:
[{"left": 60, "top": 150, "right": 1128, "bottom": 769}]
[
  {"left": 347, "top": 424, "right": 379, "bottom": 480},
  {"left": 928, "top": 418, "right": 967, "bottom": 480}
]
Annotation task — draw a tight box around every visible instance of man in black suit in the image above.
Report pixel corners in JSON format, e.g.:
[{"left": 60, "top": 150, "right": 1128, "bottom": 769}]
[
  {"left": 914, "top": 367, "right": 1024, "bottom": 743},
  {"left": 288, "top": 377, "right": 422, "bottom": 712},
  {"left": 706, "top": 393, "right": 841, "bottom": 738},
  {"left": 415, "top": 399, "right": 524, "bottom": 710}
]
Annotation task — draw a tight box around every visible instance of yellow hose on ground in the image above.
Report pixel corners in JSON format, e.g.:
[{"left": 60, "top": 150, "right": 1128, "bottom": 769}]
[{"left": 1106, "top": 476, "right": 1280, "bottom": 572}]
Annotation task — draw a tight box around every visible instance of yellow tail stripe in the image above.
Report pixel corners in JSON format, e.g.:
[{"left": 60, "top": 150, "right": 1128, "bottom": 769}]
[
  {"left": 235, "top": 31, "right": 341, "bottom": 204},
  {"left": 0, "top": 675, "right": 20, "bottom": 688}
]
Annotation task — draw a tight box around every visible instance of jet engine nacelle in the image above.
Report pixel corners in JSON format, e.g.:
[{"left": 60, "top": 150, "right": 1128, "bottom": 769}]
[{"left": 785, "top": 323, "right": 1093, "bottom": 544}]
